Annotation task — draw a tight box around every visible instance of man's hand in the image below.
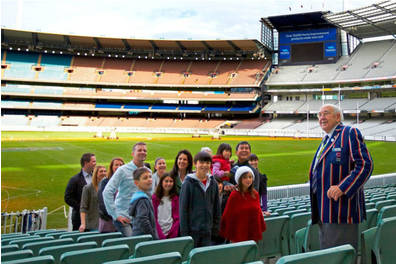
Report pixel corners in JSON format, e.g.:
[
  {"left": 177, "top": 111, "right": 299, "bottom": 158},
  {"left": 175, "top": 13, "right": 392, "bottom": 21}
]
[
  {"left": 79, "top": 224, "right": 85, "bottom": 232},
  {"left": 116, "top": 216, "right": 131, "bottom": 225},
  {"left": 327, "top": 186, "right": 344, "bottom": 201},
  {"left": 223, "top": 184, "right": 236, "bottom": 192}
]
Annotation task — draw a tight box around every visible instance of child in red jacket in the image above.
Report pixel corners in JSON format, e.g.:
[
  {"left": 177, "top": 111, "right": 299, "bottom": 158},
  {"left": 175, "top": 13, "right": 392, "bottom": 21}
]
[
  {"left": 212, "top": 143, "right": 233, "bottom": 182},
  {"left": 152, "top": 173, "right": 179, "bottom": 239},
  {"left": 220, "top": 166, "right": 266, "bottom": 242}
]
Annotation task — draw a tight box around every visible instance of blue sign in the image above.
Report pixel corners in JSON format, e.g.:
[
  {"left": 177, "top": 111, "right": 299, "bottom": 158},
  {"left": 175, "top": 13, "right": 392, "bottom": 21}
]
[
  {"left": 279, "top": 45, "right": 291, "bottom": 60},
  {"left": 279, "top": 28, "right": 337, "bottom": 44},
  {"left": 324, "top": 42, "right": 337, "bottom": 57}
]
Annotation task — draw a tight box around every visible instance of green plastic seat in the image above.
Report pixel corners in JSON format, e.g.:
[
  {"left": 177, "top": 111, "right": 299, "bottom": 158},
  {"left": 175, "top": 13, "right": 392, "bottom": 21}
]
[
  {"left": 1, "top": 249, "right": 34, "bottom": 262},
  {"left": 59, "top": 231, "right": 99, "bottom": 242},
  {"left": 365, "top": 202, "right": 375, "bottom": 210},
  {"left": 102, "top": 234, "right": 152, "bottom": 255},
  {"left": 45, "top": 231, "right": 78, "bottom": 239},
  {"left": 283, "top": 209, "right": 307, "bottom": 217},
  {"left": 360, "top": 227, "right": 377, "bottom": 264},
  {"left": 275, "top": 244, "right": 355, "bottom": 264},
  {"left": 275, "top": 207, "right": 296, "bottom": 215},
  {"left": 9, "top": 237, "right": 54, "bottom": 249},
  {"left": 377, "top": 204, "right": 396, "bottom": 223},
  {"left": 357, "top": 208, "right": 378, "bottom": 254},
  {"left": 133, "top": 236, "right": 193, "bottom": 262},
  {"left": 375, "top": 199, "right": 396, "bottom": 212},
  {"left": 59, "top": 245, "right": 129, "bottom": 264},
  {"left": 2, "top": 235, "right": 40, "bottom": 246},
  {"left": 38, "top": 241, "right": 97, "bottom": 264},
  {"left": 185, "top": 240, "right": 258, "bottom": 264},
  {"left": 2, "top": 255, "right": 55, "bottom": 264},
  {"left": 1, "top": 244, "right": 20, "bottom": 253},
  {"left": 1, "top": 234, "right": 30, "bottom": 241},
  {"left": 288, "top": 212, "right": 311, "bottom": 254},
  {"left": 34, "top": 230, "right": 67, "bottom": 238},
  {"left": 372, "top": 216, "right": 396, "bottom": 264},
  {"left": 32, "top": 229, "right": 57, "bottom": 237},
  {"left": 294, "top": 227, "right": 306, "bottom": 254},
  {"left": 257, "top": 215, "right": 289, "bottom": 258},
  {"left": 22, "top": 238, "right": 74, "bottom": 255},
  {"left": 243, "top": 262, "right": 264, "bottom": 264},
  {"left": 77, "top": 232, "right": 122, "bottom": 245},
  {"left": 102, "top": 252, "right": 182, "bottom": 264}
]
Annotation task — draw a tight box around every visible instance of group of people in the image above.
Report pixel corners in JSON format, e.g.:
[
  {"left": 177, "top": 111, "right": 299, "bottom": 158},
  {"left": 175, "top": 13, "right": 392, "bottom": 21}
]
[
  {"left": 64, "top": 104, "right": 373, "bottom": 252},
  {"left": 65, "top": 140, "right": 268, "bottom": 247}
]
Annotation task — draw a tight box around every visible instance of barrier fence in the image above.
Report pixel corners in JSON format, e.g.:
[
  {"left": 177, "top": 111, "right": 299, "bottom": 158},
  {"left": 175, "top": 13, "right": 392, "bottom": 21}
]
[{"left": 1, "top": 207, "right": 47, "bottom": 234}]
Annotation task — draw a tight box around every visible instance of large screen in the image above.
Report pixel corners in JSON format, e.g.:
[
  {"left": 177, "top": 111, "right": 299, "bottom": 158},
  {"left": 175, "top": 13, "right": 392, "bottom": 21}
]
[{"left": 278, "top": 28, "right": 339, "bottom": 65}]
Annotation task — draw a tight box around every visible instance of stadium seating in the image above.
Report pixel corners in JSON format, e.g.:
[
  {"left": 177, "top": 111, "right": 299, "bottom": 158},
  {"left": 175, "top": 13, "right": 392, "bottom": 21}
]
[
  {"left": 102, "top": 252, "right": 182, "bottom": 264},
  {"left": 372, "top": 216, "right": 396, "bottom": 264},
  {"left": 9, "top": 237, "right": 54, "bottom": 248},
  {"left": 133, "top": 236, "right": 194, "bottom": 262},
  {"left": 2, "top": 255, "right": 55, "bottom": 264},
  {"left": 102, "top": 234, "right": 152, "bottom": 255},
  {"left": 3, "top": 51, "right": 39, "bottom": 79},
  {"left": 38, "top": 241, "right": 97, "bottom": 264},
  {"left": 287, "top": 212, "right": 311, "bottom": 254},
  {"left": 1, "top": 244, "right": 20, "bottom": 253},
  {"left": 257, "top": 215, "right": 289, "bottom": 258},
  {"left": 59, "top": 245, "right": 129, "bottom": 264},
  {"left": 1, "top": 249, "right": 34, "bottom": 262},
  {"left": 59, "top": 231, "right": 99, "bottom": 241},
  {"left": 76, "top": 232, "right": 122, "bottom": 245},
  {"left": 22, "top": 238, "right": 74, "bottom": 255},
  {"left": 275, "top": 244, "right": 355, "bottom": 264},
  {"left": 185, "top": 240, "right": 258, "bottom": 264}
]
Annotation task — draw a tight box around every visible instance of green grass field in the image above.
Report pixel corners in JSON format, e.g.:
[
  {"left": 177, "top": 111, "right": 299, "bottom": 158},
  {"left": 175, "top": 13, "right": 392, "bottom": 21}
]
[{"left": 2, "top": 131, "right": 395, "bottom": 229}]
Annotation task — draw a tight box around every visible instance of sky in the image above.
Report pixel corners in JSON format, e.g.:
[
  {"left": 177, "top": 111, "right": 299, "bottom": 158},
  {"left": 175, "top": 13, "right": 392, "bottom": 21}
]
[{"left": 0, "top": 0, "right": 384, "bottom": 40}]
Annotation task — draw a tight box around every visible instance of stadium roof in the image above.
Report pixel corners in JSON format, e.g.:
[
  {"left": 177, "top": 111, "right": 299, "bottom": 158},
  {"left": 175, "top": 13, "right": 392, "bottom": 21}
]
[
  {"left": 261, "top": 11, "right": 333, "bottom": 31},
  {"left": 322, "top": 0, "right": 396, "bottom": 39},
  {"left": 1, "top": 28, "right": 269, "bottom": 60}
]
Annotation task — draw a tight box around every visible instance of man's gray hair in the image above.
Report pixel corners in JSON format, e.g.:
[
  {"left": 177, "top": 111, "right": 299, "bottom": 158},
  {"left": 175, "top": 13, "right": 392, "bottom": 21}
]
[{"left": 321, "top": 104, "right": 344, "bottom": 121}]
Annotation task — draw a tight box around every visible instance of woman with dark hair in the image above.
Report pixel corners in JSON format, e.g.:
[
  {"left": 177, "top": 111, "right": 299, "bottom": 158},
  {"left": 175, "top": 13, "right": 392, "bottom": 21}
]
[
  {"left": 169, "top": 149, "right": 193, "bottom": 194},
  {"left": 152, "top": 173, "right": 180, "bottom": 239},
  {"left": 151, "top": 157, "right": 167, "bottom": 194},
  {"left": 97, "top": 157, "right": 125, "bottom": 233}
]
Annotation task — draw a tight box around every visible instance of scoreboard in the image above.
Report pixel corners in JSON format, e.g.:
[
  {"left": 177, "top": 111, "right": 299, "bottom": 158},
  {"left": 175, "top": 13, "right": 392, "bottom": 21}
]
[{"left": 278, "top": 28, "right": 339, "bottom": 65}]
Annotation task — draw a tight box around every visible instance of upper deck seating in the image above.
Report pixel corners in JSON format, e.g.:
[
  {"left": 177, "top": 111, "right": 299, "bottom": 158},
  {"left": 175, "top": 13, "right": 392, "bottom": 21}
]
[
  {"left": 38, "top": 54, "right": 72, "bottom": 80},
  {"left": 3, "top": 51, "right": 39, "bottom": 79}
]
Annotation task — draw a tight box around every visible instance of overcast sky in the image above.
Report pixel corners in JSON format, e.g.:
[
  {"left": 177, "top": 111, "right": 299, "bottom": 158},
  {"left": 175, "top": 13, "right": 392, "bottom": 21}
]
[{"left": 1, "top": 0, "right": 383, "bottom": 40}]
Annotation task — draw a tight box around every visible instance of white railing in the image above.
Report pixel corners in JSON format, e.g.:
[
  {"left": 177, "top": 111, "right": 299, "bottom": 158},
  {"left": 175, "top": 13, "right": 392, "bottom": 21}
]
[
  {"left": 1, "top": 207, "right": 47, "bottom": 234},
  {"left": 267, "top": 173, "right": 396, "bottom": 200}
]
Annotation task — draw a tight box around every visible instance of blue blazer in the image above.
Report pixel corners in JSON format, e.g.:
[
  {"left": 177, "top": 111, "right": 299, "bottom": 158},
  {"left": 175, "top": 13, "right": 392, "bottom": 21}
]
[{"left": 309, "top": 124, "right": 373, "bottom": 224}]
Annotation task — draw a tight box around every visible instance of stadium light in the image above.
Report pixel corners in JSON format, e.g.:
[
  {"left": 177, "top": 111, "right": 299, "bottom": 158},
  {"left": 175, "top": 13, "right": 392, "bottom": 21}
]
[
  {"left": 91, "top": 54, "right": 95, "bottom": 56},
  {"left": 108, "top": 54, "right": 111, "bottom": 57},
  {"left": 44, "top": 50, "right": 48, "bottom": 53},
  {"left": 115, "top": 55, "right": 118, "bottom": 57},
  {"left": 77, "top": 52, "right": 80, "bottom": 55},
  {"left": 122, "top": 55, "right": 125, "bottom": 58},
  {"left": 84, "top": 53, "right": 87, "bottom": 56},
  {"left": 138, "top": 56, "right": 141, "bottom": 59},
  {"left": 52, "top": 51, "right": 55, "bottom": 54},
  {"left": 180, "top": 57, "right": 183, "bottom": 60},
  {"left": 9, "top": 47, "right": 12, "bottom": 50},
  {"left": 60, "top": 51, "right": 63, "bottom": 54},
  {"left": 145, "top": 56, "right": 148, "bottom": 59},
  {"left": 25, "top": 49, "right": 29, "bottom": 52},
  {"left": 17, "top": 48, "right": 21, "bottom": 51}
]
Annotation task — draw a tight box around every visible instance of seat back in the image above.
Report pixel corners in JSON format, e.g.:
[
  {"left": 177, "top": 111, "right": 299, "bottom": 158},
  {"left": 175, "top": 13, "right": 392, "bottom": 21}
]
[
  {"left": 59, "top": 231, "right": 99, "bottom": 241},
  {"left": 275, "top": 244, "right": 355, "bottom": 264},
  {"left": 2, "top": 235, "right": 40, "bottom": 246},
  {"left": 134, "top": 236, "right": 193, "bottom": 262},
  {"left": 102, "top": 234, "right": 152, "bottom": 255},
  {"left": 257, "top": 215, "right": 289, "bottom": 258},
  {"left": 375, "top": 199, "right": 396, "bottom": 212},
  {"left": 22, "top": 238, "right": 74, "bottom": 255},
  {"left": 1, "top": 244, "right": 20, "bottom": 253},
  {"left": 186, "top": 240, "right": 258, "bottom": 264},
  {"left": 102, "top": 252, "right": 182, "bottom": 264},
  {"left": 377, "top": 204, "right": 396, "bottom": 223},
  {"left": 360, "top": 227, "right": 377, "bottom": 264},
  {"left": 1, "top": 255, "right": 55, "bottom": 264},
  {"left": 59, "top": 245, "right": 129, "bottom": 264},
  {"left": 76, "top": 232, "right": 122, "bottom": 245},
  {"left": 39, "top": 241, "right": 97, "bottom": 264},
  {"left": 1, "top": 249, "right": 33, "bottom": 262},
  {"left": 9, "top": 237, "right": 54, "bottom": 249},
  {"left": 288, "top": 212, "right": 311, "bottom": 254},
  {"left": 373, "top": 216, "right": 396, "bottom": 264},
  {"left": 46, "top": 231, "right": 78, "bottom": 239}
]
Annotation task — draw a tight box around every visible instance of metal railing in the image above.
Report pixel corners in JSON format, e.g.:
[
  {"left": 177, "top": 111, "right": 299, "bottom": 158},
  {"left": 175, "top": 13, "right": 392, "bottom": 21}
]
[{"left": 1, "top": 207, "right": 47, "bottom": 234}]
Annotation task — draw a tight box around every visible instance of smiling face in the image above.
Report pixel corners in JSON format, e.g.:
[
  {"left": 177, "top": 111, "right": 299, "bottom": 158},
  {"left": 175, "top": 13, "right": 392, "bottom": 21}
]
[
  {"left": 112, "top": 159, "right": 124, "bottom": 173},
  {"left": 97, "top": 167, "right": 107, "bottom": 182},
  {"left": 318, "top": 105, "right": 341, "bottom": 133},
  {"left": 177, "top": 153, "right": 189, "bottom": 171},
  {"left": 133, "top": 144, "right": 147, "bottom": 164},
  {"left": 241, "top": 172, "right": 253, "bottom": 191},
  {"left": 161, "top": 176, "right": 174, "bottom": 195},
  {"left": 135, "top": 171, "right": 152, "bottom": 192},
  {"left": 195, "top": 160, "right": 211, "bottom": 177},
  {"left": 222, "top": 149, "right": 232, "bottom": 160},
  {"left": 248, "top": 159, "right": 258, "bottom": 169},
  {"left": 155, "top": 159, "right": 167, "bottom": 176},
  {"left": 84, "top": 156, "right": 97, "bottom": 174},
  {"left": 236, "top": 143, "right": 251, "bottom": 162}
]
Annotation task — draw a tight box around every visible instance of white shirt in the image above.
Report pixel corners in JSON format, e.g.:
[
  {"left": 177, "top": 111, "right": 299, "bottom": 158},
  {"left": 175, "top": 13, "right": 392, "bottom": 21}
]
[
  {"left": 82, "top": 169, "right": 92, "bottom": 185},
  {"left": 157, "top": 196, "right": 173, "bottom": 236}
]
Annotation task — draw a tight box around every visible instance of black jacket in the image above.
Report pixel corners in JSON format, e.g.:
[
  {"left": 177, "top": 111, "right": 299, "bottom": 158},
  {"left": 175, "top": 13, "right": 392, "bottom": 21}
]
[
  {"left": 97, "top": 178, "right": 112, "bottom": 221},
  {"left": 179, "top": 174, "right": 220, "bottom": 236},
  {"left": 64, "top": 170, "right": 87, "bottom": 210}
]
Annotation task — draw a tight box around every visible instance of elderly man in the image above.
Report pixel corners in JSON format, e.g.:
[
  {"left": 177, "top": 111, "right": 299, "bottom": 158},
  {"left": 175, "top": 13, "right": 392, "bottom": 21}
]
[
  {"left": 103, "top": 142, "right": 149, "bottom": 236},
  {"left": 309, "top": 104, "right": 373, "bottom": 250}
]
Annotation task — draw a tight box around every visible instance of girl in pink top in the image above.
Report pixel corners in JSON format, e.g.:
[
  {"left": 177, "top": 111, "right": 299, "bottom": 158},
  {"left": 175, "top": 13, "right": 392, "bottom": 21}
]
[{"left": 152, "top": 173, "right": 179, "bottom": 239}]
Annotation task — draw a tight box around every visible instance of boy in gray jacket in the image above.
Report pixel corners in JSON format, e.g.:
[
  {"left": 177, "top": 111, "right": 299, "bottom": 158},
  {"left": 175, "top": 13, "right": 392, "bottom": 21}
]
[{"left": 129, "top": 167, "right": 158, "bottom": 239}]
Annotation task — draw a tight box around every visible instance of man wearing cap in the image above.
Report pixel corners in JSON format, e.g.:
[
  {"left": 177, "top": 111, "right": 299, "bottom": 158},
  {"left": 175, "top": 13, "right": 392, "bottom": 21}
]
[
  {"left": 309, "top": 104, "right": 373, "bottom": 250},
  {"left": 64, "top": 153, "right": 96, "bottom": 230}
]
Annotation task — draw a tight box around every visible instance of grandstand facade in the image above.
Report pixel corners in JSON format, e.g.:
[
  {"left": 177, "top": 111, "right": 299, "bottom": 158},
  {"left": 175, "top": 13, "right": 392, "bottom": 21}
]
[{"left": 1, "top": 1, "right": 395, "bottom": 140}]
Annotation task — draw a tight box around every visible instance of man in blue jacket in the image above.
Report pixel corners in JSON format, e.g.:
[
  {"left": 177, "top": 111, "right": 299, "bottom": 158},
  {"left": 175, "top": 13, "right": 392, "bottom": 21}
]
[
  {"left": 309, "top": 104, "right": 373, "bottom": 250},
  {"left": 103, "top": 142, "right": 149, "bottom": 236}
]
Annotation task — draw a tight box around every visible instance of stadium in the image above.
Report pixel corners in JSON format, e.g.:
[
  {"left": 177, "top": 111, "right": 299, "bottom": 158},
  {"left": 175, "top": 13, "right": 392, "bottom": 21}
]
[{"left": 1, "top": 0, "right": 396, "bottom": 263}]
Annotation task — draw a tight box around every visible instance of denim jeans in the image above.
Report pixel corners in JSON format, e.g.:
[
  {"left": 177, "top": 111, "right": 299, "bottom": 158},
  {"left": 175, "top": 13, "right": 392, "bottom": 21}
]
[{"left": 113, "top": 219, "right": 133, "bottom": 237}]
